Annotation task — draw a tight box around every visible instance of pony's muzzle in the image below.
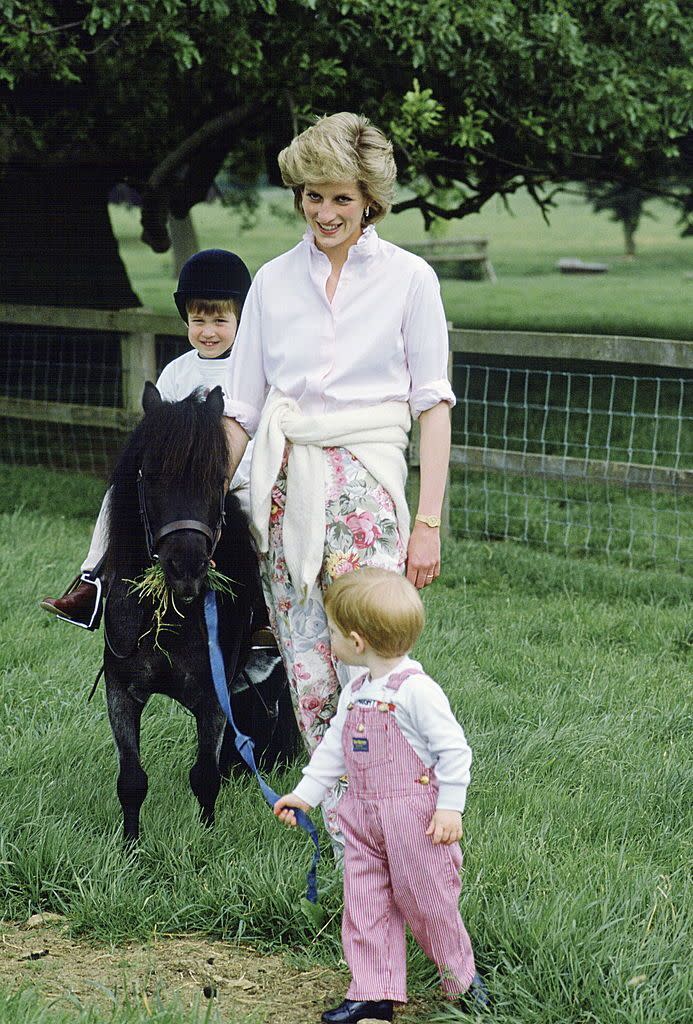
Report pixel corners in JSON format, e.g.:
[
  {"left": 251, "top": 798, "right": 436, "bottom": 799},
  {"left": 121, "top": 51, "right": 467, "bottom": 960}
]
[{"left": 158, "top": 537, "right": 210, "bottom": 604}]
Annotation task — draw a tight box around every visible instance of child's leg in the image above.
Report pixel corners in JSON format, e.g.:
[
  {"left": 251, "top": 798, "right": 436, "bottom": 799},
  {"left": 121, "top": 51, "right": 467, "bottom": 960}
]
[
  {"left": 80, "top": 487, "right": 112, "bottom": 573},
  {"left": 229, "top": 480, "right": 250, "bottom": 518},
  {"left": 383, "top": 804, "right": 476, "bottom": 996},
  {"left": 339, "top": 802, "right": 408, "bottom": 1003}
]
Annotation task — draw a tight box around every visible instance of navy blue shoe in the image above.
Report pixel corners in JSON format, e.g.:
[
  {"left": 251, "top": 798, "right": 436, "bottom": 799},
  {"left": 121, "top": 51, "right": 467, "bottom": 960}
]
[
  {"left": 457, "top": 973, "right": 491, "bottom": 1013},
  {"left": 321, "top": 999, "right": 394, "bottom": 1023}
]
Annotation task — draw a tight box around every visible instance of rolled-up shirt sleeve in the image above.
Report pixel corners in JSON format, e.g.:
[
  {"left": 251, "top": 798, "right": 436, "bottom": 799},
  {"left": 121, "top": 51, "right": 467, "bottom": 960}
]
[
  {"left": 224, "top": 269, "right": 269, "bottom": 435},
  {"left": 403, "top": 261, "right": 456, "bottom": 419}
]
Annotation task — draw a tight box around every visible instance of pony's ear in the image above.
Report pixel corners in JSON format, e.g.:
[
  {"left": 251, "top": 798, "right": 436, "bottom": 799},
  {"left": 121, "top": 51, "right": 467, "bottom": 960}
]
[
  {"left": 142, "top": 381, "right": 162, "bottom": 414},
  {"left": 206, "top": 386, "right": 225, "bottom": 418}
]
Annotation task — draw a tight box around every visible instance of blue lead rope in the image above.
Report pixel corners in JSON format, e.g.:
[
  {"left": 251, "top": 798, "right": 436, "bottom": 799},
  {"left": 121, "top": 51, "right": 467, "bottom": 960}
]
[{"left": 204, "top": 589, "right": 321, "bottom": 904}]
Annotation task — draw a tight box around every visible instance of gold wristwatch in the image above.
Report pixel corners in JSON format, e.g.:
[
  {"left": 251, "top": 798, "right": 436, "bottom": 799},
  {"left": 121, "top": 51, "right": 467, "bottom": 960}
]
[{"left": 415, "top": 513, "right": 442, "bottom": 528}]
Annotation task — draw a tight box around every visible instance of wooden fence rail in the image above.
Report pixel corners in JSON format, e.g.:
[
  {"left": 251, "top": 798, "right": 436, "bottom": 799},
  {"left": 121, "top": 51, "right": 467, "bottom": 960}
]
[{"left": 2, "top": 306, "right": 692, "bottom": 527}]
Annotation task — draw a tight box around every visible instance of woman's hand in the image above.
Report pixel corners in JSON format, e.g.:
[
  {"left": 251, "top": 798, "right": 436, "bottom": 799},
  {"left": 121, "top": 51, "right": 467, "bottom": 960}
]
[
  {"left": 425, "top": 808, "right": 463, "bottom": 845},
  {"left": 406, "top": 521, "right": 440, "bottom": 589},
  {"left": 273, "top": 793, "right": 312, "bottom": 827}
]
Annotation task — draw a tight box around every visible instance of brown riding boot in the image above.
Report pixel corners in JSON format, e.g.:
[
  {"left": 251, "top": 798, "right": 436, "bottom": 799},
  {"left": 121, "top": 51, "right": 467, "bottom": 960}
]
[{"left": 40, "top": 576, "right": 102, "bottom": 629}]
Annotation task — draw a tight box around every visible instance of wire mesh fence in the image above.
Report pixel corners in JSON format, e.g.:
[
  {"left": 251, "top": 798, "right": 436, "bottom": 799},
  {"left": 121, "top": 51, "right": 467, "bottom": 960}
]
[
  {"left": 1, "top": 309, "right": 691, "bottom": 571},
  {"left": 449, "top": 360, "right": 692, "bottom": 571},
  {"left": 0, "top": 320, "right": 186, "bottom": 475}
]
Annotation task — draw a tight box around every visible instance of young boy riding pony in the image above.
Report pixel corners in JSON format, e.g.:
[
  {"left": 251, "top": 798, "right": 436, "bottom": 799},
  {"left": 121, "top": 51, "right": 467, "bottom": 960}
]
[{"left": 40, "top": 249, "right": 252, "bottom": 629}]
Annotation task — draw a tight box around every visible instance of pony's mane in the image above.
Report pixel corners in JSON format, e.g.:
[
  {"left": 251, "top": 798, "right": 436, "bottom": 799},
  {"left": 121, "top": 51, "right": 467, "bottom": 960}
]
[{"left": 104, "top": 391, "right": 229, "bottom": 571}]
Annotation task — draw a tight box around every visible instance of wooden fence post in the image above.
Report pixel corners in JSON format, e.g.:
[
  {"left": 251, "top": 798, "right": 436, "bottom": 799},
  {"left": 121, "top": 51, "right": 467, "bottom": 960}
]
[{"left": 120, "top": 330, "right": 157, "bottom": 417}]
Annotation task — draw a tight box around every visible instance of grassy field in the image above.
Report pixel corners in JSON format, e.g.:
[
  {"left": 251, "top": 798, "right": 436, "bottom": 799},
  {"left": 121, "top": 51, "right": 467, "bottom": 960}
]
[
  {"left": 1, "top": 187, "right": 690, "bottom": 1020},
  {"left": 1, "top": 463, "right": 691, "bottom": 1023},
  {"left": 109, "top": 188, "right": 692, "bottom": 340}
]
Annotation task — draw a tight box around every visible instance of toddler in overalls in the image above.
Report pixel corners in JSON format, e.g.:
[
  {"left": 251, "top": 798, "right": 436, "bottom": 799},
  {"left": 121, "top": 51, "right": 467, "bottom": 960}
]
[{"left": 274, "top": 567, "right": 489, "bottom": 1022}]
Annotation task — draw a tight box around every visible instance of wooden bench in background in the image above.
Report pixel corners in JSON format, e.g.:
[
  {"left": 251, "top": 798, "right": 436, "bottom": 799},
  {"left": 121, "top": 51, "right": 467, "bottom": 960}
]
[{"left": 404, "top": 237, "right": 497, "bottom": 283}]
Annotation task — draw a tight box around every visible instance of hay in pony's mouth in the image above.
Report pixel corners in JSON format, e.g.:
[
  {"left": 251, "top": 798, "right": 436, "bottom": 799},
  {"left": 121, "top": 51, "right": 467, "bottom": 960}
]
[{"left": 126, "top": 562, "right": 235, "bottom": 654}]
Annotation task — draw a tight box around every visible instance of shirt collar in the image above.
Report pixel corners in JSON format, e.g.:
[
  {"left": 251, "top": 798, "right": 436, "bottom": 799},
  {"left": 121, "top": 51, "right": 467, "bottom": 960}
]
[{"left": 302, "top": 224, "right": 379, "bottom": 264}]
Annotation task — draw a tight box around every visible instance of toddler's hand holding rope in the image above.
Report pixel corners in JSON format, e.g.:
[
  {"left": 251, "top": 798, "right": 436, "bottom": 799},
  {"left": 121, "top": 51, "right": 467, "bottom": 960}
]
[{"left": 274, "top": 793, "right": 312, "bottom": 828}]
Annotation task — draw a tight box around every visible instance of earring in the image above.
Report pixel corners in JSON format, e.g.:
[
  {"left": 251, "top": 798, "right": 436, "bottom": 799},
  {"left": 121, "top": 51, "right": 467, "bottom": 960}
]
[{"left": 364, "top": 205, "right": 370, "bottom": 219}]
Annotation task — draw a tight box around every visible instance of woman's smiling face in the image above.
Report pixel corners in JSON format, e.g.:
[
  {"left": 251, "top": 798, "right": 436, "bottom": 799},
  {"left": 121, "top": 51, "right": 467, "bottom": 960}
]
[{"left": 301, "top": 180, "right": 369, "bottom": 258}]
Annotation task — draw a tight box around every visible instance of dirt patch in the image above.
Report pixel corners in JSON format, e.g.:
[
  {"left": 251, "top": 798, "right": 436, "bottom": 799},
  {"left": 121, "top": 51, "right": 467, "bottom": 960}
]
[
  {"left": 1, "top": 916, "right": 337, "bottom": 1022},
  {"left": 0, "top": 917, "right": 429, "bottom": 1022}
]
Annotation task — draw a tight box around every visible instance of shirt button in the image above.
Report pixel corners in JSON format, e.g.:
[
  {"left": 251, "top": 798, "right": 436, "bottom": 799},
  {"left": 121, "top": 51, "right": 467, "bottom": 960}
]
[
  {"left": 419, "top": 774, "right": 430, "bottom": 785},
  {"left": 377, "top": 702, "right": 389, "bottom": 712},
  {"left": 357, "top": 723, "right": 365, "bottom": 733},
  {"left": 347, "top": 703, "right": 354, "bottom": 710}
]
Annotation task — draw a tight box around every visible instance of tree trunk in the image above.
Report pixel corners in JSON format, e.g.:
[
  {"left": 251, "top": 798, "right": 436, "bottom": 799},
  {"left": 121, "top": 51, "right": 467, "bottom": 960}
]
[
  {"left": 623, "top": 219, "right": 637, "bottom": 258},
  {"left": 0, "top": 162, "right": 141, "bottom": 308},
  {"left": 168, "top": 213, "right": 200, "bottom": 279}
]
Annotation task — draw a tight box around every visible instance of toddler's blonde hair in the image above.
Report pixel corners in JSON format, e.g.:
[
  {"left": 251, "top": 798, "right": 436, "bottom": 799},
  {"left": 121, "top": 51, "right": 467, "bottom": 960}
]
[{"left": 324, "top": 567, "right": 424, "bottom": 658}]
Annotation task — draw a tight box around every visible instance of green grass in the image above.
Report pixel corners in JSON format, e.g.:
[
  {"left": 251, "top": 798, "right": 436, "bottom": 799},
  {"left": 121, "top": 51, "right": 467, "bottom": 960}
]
[
  {"left": 448, "top": 467, "right": 693, "bottom": 571},
  {"left": 109, "top": 188, "right": 693, "bottom": 340},
  {"left": 1, "top": 464, "right": 691, "bottom": 1022},
  {"left": 0, "top": 990, "right": 244, "bottom": 1024}
]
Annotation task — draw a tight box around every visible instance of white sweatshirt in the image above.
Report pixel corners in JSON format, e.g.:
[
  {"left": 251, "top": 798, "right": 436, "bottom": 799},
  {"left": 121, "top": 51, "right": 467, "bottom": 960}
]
[
  {"left": 293, "top": 656, "right": 472, "bottom": 812},
  {"left": 156, "top": 349, "right": 252, "bottom": 494}
]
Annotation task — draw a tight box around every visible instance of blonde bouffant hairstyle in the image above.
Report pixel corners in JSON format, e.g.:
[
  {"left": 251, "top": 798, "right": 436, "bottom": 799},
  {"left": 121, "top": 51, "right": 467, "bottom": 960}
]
[
  {"left": 324, "top": 567, "right": 424, "bottom": 659},
  {"left": 277, "top": 112, "right": 397, "bottom": 226}
]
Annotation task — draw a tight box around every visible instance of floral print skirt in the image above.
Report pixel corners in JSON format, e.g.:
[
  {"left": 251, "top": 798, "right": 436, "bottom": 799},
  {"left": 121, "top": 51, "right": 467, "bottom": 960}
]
[{"left": 259, "top": 446, "right": 406, "bottom": 847}]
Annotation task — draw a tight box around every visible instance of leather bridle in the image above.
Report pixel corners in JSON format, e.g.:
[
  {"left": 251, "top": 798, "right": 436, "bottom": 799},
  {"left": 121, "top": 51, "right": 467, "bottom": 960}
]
[{"left": 137, "top": 469, "right": 226, "bottom": 562}]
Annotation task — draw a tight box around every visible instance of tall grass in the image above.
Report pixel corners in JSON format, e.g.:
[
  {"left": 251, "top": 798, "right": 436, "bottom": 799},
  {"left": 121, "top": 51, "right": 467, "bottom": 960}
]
[
  {"left": 0, "top": 990, "right": 255, "bottom": 1024},
  {"left": 1, "top": 464, "right": 691, "bottom": 1022}
]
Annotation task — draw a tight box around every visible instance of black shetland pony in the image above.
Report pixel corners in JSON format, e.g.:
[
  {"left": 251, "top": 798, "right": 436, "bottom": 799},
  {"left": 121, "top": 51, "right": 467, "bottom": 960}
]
[{"left": 102, "top": 382, "right": 297, "bottom": 841}]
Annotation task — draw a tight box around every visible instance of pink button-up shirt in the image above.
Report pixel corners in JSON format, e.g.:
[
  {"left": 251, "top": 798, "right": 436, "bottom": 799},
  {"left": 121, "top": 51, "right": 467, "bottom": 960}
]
[{"left": 225, "top": 226, "right": 455, "bottom": 436}]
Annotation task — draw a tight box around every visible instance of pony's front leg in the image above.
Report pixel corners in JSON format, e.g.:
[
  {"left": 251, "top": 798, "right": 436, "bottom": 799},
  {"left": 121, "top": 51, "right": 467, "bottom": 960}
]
[
  {"left": 189, "top": 701, "right": 227, "bottom": 827},
  {"left": 106, "top": 682, "right": 149, "bottom": 843}
]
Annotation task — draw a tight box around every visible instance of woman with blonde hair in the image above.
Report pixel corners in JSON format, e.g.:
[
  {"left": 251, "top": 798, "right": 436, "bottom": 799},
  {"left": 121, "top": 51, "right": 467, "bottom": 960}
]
[{"left": 223, "top": 112, "right": 455, "bottom": 851}]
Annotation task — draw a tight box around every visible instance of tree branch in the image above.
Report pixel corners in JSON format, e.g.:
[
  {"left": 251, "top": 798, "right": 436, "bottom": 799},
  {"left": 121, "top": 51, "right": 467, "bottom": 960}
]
[
  {"left": 31, "top": 19, "right": 83, "bottom": 36},
  {"left": 392, "top": 183, "right": 521, "bottom": 226},
  {"left": 84, "top": 19, "right": 131, "bottom": 55},
  {"left": 140, "top": 104, "right": 256, "bottom": 252}
]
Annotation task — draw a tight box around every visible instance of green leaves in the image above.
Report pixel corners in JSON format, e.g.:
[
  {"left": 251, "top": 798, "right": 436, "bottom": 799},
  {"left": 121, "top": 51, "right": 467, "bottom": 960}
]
[
  {"left": 452, "top": 101, "right": 494, "bottom": 151},
  {"left": 0, "top": 1, "right": 689, "bottom": 232},
  {"left": 299, "top": 896, "right": 327, "bottom": 929}
]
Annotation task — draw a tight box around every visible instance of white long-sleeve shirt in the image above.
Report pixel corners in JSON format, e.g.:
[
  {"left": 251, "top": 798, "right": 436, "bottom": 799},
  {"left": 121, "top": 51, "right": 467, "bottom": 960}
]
[
  {"left": 224, "top": 226, "right": 456, "bottom": 436},
  {"left": 156, "top": 349, "right": 252, "bottom": 493},
  {"left": 293, "top": 656, "right": 472, "bottom": 812}
]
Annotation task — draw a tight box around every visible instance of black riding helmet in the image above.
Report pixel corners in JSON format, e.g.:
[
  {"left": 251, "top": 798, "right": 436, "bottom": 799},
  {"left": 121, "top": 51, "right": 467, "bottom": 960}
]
[{"left": 173, "top": 249, "right": 252, "bottom": 323}]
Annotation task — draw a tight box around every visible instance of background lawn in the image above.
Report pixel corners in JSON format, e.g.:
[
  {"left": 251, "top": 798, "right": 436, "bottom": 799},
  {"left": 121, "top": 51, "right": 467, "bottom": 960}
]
[
  {"left": 109, "top": 187, "right": 692, "bottom": 340},
  {"left": 1, "top": 182, "right": 689, "bottom": 1022},
  {"left": 1, "top": 463, "right": 690, "bottom": 1023}
]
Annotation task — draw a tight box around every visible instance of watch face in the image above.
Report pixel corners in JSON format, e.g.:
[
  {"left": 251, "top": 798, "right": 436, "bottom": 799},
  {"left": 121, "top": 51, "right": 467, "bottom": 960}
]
[{"left": 417, "top": 514, "right": 441, "bottom": 527}]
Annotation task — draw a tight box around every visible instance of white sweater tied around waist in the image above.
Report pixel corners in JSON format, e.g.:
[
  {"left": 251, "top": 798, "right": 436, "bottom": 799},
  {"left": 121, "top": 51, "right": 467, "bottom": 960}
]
[{"left": 249, "top": 394, "right": 411, "bottom": 600}]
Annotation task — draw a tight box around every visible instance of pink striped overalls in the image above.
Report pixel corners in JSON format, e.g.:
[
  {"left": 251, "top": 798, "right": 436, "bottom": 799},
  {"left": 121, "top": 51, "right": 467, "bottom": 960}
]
[{"left": 337, "top": 668, "right": 476, "bottom": 1003}]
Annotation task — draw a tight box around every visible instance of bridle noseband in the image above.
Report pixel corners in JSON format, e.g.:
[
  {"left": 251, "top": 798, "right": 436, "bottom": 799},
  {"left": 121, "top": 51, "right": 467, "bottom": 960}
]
[{"left": 137, "top": 469, "right": 226, "bottom": 562}]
